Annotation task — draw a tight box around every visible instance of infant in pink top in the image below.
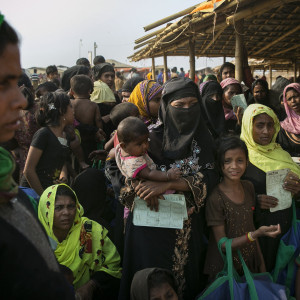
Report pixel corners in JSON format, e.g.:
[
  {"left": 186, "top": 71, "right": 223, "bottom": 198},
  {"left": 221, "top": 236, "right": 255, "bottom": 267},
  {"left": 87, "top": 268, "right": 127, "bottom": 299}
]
[{"left": 116, "top": 117, "right": 181, "bottom": 184}]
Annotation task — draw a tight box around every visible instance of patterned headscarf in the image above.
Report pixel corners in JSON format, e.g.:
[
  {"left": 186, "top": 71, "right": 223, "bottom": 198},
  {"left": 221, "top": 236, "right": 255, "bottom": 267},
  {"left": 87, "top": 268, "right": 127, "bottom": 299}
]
[
  {"left": 280, "top": 83, "right": 300, "bottom": 134},
  {"left": 38, "top": 184, "right": 121, "bottom": 288},
  {"left": 240, "top": 104, "right": 300, "bottom": 175},
  {"left": 220, "top": 78, "right": 242, "bottom": 90},
  {"left": 128, "top": 80, "right": 163, "bottom": 125}
]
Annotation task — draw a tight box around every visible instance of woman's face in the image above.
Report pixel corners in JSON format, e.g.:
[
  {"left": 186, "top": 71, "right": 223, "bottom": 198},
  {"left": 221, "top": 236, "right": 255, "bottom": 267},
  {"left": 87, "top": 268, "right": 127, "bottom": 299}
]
[
  {"left": 170, "top": 96, "right": 198, "bottom": 108},
  {"left": 53, "top": 195, "right": 76, "bottom": 236},
  {"left": 253, "top": 84, "right": 267, "bottom": 103},
  {"left": 149, "top": 283, "right": 178, "bottom": 300},
  {"left": 121, "top": 91, "right": 131, "bottom": 102},
  {"left": 252, "top": 113, "right": 275, "bottom": 145},
  {"left": 208, "top": 93, "right": 221, "bottom": 101},
  {"left": 223, "top": 84, "right": 241, "bottom": 107},
  {"left": 286, "top": 88, "right": 300, "bottom": 115},
  {"left": 100, "top": 71, "right": 115, "bottom": 89},
  {"left": 0, "top": 44, "right": 27, "bottom": 142},
  {"left": 148, "top": 92, "right": 162, "bottom": 118}
]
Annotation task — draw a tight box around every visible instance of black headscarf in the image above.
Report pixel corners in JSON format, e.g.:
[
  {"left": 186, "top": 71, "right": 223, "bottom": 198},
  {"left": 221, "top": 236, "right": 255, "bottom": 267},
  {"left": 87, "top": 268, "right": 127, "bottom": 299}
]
[
  {"left": 92, "top": 63, "right": 115, "bottom": 81},
  {"left": 61, "top": 65, "right": 90, "bottom": 91},
  {"left": 150, "top": 77, "right": 215, "bottom": 167},
  {"left": 121, "top": 76, "right": 144, "bottom": 93},
  {"left": 200, "top": 81, "right": 225, "bottom": 138}
]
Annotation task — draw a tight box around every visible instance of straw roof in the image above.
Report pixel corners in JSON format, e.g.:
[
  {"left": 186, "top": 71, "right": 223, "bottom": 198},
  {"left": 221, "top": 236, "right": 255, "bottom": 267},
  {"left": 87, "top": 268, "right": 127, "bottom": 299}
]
[{"left": 130, "top": 0, "right": 300, "bottom": 62}]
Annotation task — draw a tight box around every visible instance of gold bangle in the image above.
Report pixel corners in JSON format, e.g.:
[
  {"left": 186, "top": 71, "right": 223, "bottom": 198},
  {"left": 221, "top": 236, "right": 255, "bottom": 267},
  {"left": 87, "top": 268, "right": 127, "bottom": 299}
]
[{"left": 248, "top": 232, "right": 255, "bottom": 242}]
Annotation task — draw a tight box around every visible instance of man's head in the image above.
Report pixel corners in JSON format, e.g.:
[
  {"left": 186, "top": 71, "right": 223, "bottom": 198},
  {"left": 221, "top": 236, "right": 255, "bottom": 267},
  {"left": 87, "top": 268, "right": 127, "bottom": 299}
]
[
  {"left": 220, "top": 62, "right": 235, "bottom": 80},
  {"left": 0, "top": 16, "right": 27, "bottom": 142}
]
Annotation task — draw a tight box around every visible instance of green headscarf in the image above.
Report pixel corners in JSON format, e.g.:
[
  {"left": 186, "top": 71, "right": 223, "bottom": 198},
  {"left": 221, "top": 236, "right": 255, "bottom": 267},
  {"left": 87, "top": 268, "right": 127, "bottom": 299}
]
[
  {"left": 0, "top": 147, "right": 18, "bottom": 200},
  {"left": 240, "top": 104, "right": 300, "bottom": 176},
  {"left": 38, "top": 184, "right": 121, "bottom": 288}
]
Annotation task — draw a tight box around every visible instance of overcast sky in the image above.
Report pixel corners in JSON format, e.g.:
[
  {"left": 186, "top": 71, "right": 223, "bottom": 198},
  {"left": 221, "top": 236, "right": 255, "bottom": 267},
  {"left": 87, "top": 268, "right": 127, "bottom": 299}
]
[{"left": 2, "top": 0, "right": 224, "bottom": 71}]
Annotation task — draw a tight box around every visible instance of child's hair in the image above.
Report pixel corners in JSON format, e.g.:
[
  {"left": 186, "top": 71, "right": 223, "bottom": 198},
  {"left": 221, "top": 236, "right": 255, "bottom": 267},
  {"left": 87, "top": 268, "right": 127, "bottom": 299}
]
[
  {"left": 76, "top": 57, "right": 90, "bottom": 68},
  {"left": 46, "top": 65, "right": 58, "bottom": 76},
  {"left": 36, "top": 92, "right": 70, "bottom": 127},
  {"left": 56, "top": 185, "right": 76, "bottom": 202},
  {"left": 93, "top": 55, "right": 105, "bottom": 65},
  {"left": 148, "top": 269, "right": 178, "bottom": 295},
  {"left": 216, "top": 136, "right": 248, "bottom": 175},
  {"left": 20, "top": 86, "right": 34, "bottom": 110},
  {"left": 117, "top": 116, "right": 148, "bottom": 144},
  {"left": 110, "top": 103, "right": 139, "bottom": 127},
  {"left": 70, "top": 75, "right": 93, "bottom": 97},
  {"left": 36, "top": 81, "right": 58, "bottom": 98}
]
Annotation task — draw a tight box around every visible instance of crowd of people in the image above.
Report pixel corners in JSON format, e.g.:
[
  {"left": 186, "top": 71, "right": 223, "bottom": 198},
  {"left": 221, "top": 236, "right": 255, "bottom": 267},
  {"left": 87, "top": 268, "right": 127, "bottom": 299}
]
[{"left": 1, "top": 16, "right": 300, "bottom": 300}]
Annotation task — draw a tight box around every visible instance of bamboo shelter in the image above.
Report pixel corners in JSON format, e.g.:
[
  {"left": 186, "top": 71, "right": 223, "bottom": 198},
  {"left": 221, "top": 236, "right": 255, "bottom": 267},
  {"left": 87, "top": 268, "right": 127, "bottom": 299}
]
[{"left": 129, "top": 0, "right": 300, "bottom": 82}]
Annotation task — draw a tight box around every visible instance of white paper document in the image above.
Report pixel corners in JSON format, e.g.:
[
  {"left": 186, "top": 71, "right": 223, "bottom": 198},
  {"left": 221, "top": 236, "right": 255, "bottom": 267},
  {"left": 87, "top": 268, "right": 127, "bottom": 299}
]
[
  {"left": 266, "top": 168, "right": 292, "bottom": 212},
  {"left": 231, "top": 94, "right": 248, "bottom": 111},
  {"left": 133, "top": 194, "right": 188, "bottom": 229}
]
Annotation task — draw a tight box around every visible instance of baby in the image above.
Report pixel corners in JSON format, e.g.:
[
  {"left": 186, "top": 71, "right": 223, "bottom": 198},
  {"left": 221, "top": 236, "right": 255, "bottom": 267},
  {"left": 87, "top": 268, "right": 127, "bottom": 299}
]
[{"left": 116, "top": 116, "right": 181, "bottom": 183}]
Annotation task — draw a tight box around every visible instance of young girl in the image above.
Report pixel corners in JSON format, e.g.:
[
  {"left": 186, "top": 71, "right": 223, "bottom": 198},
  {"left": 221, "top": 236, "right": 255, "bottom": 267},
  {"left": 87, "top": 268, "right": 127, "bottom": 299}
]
[
  {"left": 22, "top": 92, "right": 74, "bottom": 195},
  {"left": 115, "top": 117, "right": 181, "bottom": 208},
  {"left": 204, "top": 136, "right": 281, "bottom": 281}
]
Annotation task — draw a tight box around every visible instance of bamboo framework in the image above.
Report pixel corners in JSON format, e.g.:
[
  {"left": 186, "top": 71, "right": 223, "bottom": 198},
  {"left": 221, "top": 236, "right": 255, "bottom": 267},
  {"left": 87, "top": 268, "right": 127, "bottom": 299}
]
[{"left": 129, "top": 0, "right": 300, "bottom": 64}]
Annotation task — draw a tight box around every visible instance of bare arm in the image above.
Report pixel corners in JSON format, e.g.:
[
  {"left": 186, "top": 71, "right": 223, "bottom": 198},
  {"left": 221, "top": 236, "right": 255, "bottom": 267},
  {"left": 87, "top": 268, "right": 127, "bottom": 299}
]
[
  {"left": 138, "top": 167, "right": 168, "bottom": 181},
  {"left": 23, "top": 146, "right": 44, "bottom": 196},
  {"left": 94, "top": 104, "right": 103, "bottom": 129},
  {"left": 212, "top": 224, "right": 281, "bottom": 252},
  {"left": 138, "top": 167, "right": 181, "bottom": 182},
  {"left": 104, "top": 135, "right": 114, "bottom": 151}
]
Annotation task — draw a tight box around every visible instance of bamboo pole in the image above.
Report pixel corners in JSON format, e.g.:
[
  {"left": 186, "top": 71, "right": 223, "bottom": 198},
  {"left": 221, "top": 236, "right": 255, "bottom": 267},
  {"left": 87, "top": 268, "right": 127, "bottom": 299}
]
[
  {"left": 270, "top": 44, "right": 300, "bottom": 57},
  {"left": 235, "top": 20, "right": 244, "bottom": 82},
  {"left": 134, "top": 38, "right": 156, "bottom": 50},
  {"left": 152, "top": 58, "right": 155, "bottom": 80},
  {"left": 269, "top": 64, "right": 272, "bottom": 86},
  {"left": 143, "top": 4, "right": 199, "bottom": 32},
  {"left": 135, "top": 28, "right": 165, "bottom": 44},
  {"left": 226, "top": 0, "right": 296, "bottom": 25},
  {"left": 202, "top": 26, "right": 227, "bottom": 53},
  {"left": 163, "top": 54, "right": 168, "bottom": 83},
  {"left": 189, "top": 39, "right": 196, "bottom": 81},
  {"left": 223, "top": 56, "right": 226, "bottom": 64},
  {"left": 294, "top": 60, "right": 297, "bottom": 83},
  {"left": 253, "top": 24, "right": 300, "bottom": 55}
]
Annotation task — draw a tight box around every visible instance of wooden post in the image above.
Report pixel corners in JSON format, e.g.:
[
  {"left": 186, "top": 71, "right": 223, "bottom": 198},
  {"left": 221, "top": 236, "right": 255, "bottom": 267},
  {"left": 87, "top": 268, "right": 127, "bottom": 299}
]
[
  {"left": 269, "top": 65, "right": 272, "bottom": 86},
  {"left": 151, "top": 57, "right": 155, "bottom": 81},
  {"left": 235, "top": 20, "right": 244, "bottom": 82},
  {"left": 163, "top": 54, "right": 168, "bottom": 83},
  {"left": 223, "top": 56, "right": 226, "bottom": 64},
  {"left": 189, "top": 39, "right": 195, "bottom": 82},
  {"left": 294, "top": 59, "right": 297, "bottom": 83}
]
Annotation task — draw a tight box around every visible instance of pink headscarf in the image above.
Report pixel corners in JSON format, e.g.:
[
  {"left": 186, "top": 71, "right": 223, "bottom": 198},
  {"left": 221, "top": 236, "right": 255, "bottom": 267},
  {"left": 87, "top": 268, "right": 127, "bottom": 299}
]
[
  {"left": 220, "top": 78, "right": 242, "bottom": 120},
  {"left": 220, "top": 78, "right": 242, "bottom": 89},
  {"left": 280, "top": 83, "right": 300, "bottom": 134}
]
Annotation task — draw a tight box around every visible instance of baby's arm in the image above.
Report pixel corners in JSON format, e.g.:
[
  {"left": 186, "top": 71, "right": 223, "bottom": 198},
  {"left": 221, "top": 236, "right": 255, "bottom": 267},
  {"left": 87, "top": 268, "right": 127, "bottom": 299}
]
[{"left": 138, "top": 167, "right": 181, "bottom": 181}]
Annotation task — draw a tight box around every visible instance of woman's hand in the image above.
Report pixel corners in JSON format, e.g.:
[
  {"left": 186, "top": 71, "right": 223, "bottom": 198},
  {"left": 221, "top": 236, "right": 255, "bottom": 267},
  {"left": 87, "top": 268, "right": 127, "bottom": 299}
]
[
  {"left": 253, "top": 224, "right": 281, "bottom": 239},
  {"left": 88, "top": 150, "right": 108, "bottom": 162},
  {"left": 75, "top": 280, "right": 96, "bottom": 300},
  {"left": 257, "top": 194, "right": 278, "bottom": 209},
  {"left": 234, "top": 106, "right": 244, "bottom": 126},
  {"left": 135, "top": 181, "right": 170, "bottom": 211},
  {"left": 135, "top": 181, "right": 170, "bottom": 200},
  {"left": 283, "top": 173, "right": 300, "bottom": 196}
]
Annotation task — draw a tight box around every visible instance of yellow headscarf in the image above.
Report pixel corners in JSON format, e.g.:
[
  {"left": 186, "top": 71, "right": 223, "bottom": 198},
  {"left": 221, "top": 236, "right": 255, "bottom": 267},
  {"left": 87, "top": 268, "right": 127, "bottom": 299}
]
[
  {"left": 38, "top": 184, "right": 121, "bottom": 288},
  {"left": 91, "top": 80, "right": 116, "bottom": 104},
  {"left": 128, "top": 80, "right": 162, "bottom": 124},
  {"left": 240, "top": 104, "right": 300, "bottom": 176}
]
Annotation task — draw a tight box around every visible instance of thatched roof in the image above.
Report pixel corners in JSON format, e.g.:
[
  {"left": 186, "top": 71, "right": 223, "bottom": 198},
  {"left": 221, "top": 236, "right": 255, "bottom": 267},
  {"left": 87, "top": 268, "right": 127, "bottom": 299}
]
[{"left": 130, "top": 0, "right": 300, "bottom": 62}]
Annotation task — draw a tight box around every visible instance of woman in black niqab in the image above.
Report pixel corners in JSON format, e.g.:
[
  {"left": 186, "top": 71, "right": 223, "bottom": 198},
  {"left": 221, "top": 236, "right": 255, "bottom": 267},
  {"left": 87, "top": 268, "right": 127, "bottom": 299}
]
[
  {"left": 118, "top": 77, "right": 219, "bottom": 300},
  {"left": 200, "top": 80, "right": 225, "bottom": 138}
]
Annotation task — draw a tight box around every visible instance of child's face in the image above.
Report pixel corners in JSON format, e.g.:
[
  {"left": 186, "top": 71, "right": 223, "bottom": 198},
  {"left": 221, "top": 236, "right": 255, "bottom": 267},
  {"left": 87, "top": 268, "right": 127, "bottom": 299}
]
[
  {"left": 149, "top": 282, "right": 178, "bottom": 300},
  {"left": 123, "top": 133, "right": 149, "bottom": 157},
  {"left": 222, "top": 148, "right": 247, "bottom": 181}
]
